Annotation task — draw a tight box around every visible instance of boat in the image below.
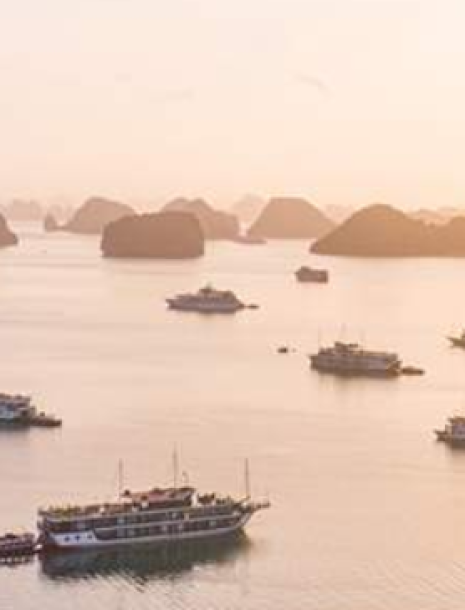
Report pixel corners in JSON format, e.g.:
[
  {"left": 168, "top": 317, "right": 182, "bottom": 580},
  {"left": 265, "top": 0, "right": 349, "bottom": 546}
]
[
  {"left": 0, "top": 533, "right": 36, "bottom": 558},
  {"left": 448, "top": 330, "right": 465, "bottom": 348},
  {"left": 295, "top": 266, "right": 328, "bottom": 283},
  {"left": 435, "top": 415, "right": 465, "bottom": 445},
  {"left": 166, "top": 285, "right": 247, "bottom": 314},
  {"left": 401, "top": 365, "right": 425, "bottom": 376},
  {"left": 309, "top": 341, "right": 402, "bottom": 377},
  {"left": 37, "top": 470, "right": 269, "bottom": 551},
  {"left": 28, "top": 412, "right": 62, "bottom": 428},
  {"left": 0, "top": 393, "right": 61, "bottom": 428}
]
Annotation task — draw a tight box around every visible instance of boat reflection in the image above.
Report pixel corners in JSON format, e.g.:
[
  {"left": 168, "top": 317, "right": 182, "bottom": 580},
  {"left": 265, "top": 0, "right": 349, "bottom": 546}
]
[{"left": 40, "top": 532, "right": 253, "bottom": 582}]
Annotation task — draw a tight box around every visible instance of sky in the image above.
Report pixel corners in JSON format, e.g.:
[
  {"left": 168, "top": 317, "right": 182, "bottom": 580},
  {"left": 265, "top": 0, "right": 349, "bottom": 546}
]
[{"left": 1, "top": 0, "right": 465, "bottom": 209}]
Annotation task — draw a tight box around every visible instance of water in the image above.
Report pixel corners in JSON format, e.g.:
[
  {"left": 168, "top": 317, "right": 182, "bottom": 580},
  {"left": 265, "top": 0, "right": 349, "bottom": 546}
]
[{"left": 1, "top": 223, "right": 465, "bottom": 609}]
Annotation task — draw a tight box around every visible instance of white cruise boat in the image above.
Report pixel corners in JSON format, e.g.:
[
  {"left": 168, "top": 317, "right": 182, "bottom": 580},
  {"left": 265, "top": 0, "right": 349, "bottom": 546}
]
[
  {"left": 309, "top": 342, "right": 402, "bottom": 377},
  {"left": 167, "top": 285, "right": 246, "bottom": 313},
  {"left": 0, "top": 393, "right": 61, "bottom": 427},
  {"left": 38, "top": 484, "right": 269, "bottom": 551}
]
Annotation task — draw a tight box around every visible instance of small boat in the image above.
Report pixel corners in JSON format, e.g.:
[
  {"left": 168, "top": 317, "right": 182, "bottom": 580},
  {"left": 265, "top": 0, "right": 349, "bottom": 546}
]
[
  {"left": 28, "top": 412, "right": 62, "bottom": 428},
  {"left": 295, "top": 266, "right": 328, "bottom": 284},
  {"left": 448, "top": 330, "right": 465, "bottom": 348},
  {"left": 277, "top": 346, "right": 290, "bottom": 354},
  {"left": 435, "top": 415, "right": 465, "bottom": 446},
  {"left": 0, "top": 533, "right": 36, "bottom": 558},
  {"left": 401, "top": 366, "right": 425, "bottom": 376}
]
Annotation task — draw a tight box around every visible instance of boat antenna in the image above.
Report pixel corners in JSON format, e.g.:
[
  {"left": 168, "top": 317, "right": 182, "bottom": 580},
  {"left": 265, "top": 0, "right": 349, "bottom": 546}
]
[
  {"left": 118, "top": 459, "right": 124, "bottom": 500},
  {"left": 244, "top": 458, "right": 251, "bottom": 500},
  {"left": 339, "top": 323, "right": 347, "bottom": 343},
  {"left": 172, "top": 446, "right": 179, "bottom": 489}
]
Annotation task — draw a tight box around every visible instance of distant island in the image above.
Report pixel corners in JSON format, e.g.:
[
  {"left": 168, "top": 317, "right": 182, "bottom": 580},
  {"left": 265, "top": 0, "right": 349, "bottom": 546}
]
[
  {"left": 101, "top": 211, "right": 205, "bottom": 259},
  {"left": 43, "top": 213, "right": 60, "bottom": 232},
  {"left": 312, "top": 203, "right": 465, "bottom": 257},
  {"left": 409, "top": 207, "right": 465, "bottom": 226},
  {"left": 0, "top": 214, "right": 19, "bottom": 247},
  {"left": 0, "top": 199, "right": 43, "bottom": 222},
  {"left": 0, "top": 200, "right": 73, "bottom": 224},
  {"left": 60, "top": 197, "right": 135, "bottom": 234},
  {"left": 247, "top": 197, "right": 335, "bottom": 239},
  {"left": 162, "top": 198, "right": 239, "bottom": 240},
  {"left": 230, "top": 194, "right": 266, "bottom": 224}
]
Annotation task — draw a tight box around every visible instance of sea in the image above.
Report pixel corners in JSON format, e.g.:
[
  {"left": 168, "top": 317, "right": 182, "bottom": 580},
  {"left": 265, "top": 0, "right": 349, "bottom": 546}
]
[{"left": 1, "top": 222, "right": 465, "bottom": 609}]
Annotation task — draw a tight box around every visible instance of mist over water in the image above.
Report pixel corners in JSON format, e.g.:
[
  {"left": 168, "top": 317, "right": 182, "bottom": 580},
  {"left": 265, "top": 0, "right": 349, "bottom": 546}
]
[{"left": 2, "top": 224, "right": 465, "bottom": 608}]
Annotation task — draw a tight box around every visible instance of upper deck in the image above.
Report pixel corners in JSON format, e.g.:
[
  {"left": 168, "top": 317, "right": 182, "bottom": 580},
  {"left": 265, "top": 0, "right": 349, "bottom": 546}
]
[
  {"left": 315, "top": 342, "right": 399, "bottom": 362},
  {"left": 39, "top": 486, "right": 196, "bottom": 522}
]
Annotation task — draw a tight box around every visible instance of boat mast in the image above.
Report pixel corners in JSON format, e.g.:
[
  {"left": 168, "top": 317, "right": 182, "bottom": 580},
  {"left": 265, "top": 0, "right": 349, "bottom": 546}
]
[
  {"left": 244, "top": 458, "right": 251, "bottom": 500},
  {"left": 118, "top": 459, "right": 124, "bottom": 500},
  {"left": 172, "top": 446, "right": 179, "bottom": 489}
]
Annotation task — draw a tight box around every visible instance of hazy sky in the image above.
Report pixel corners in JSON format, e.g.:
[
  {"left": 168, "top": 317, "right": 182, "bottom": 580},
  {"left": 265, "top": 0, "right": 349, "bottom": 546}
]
[{"left": 1, "top": 0, "right": 465, "bottom": 208}]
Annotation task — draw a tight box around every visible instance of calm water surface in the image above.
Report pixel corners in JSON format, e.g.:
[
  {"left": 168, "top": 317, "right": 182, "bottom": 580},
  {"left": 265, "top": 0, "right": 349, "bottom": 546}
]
[{"left": 1, "top": 224, "right": 465, "bottom": 609}]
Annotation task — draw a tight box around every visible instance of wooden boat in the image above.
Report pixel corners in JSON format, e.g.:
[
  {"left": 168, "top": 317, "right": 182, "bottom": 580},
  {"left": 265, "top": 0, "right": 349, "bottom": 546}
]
[
  {"left": 448, "top": 331, "right": 465, "bottom": 348},
  {"left": 0, "top": 533, "right": 36, "bottom": 558},
  {"left": 295, "top": 266, "right": 328, "bottom": 283}
]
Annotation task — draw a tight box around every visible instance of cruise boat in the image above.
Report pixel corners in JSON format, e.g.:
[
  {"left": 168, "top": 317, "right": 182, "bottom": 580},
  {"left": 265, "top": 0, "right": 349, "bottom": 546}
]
[
  {"left": 448, "top": 330, "right": 465, "bottom": 348},
  {"left": 37, "top": 482, "right": 270, "bottom": 551},
  {"left": 0, "top": 393, "right": 61, "bottom": 428},
  {"left": 435, "top": 415, "right": 465, "bottom": 445},
  {"left": 0, "top": 533, "right": 36, "bottom": 558},
  {"left": 295, "top": 266, "right": 328, "bottom": 283},
  {"left": 167, "top": 285, "right": 246, "bottom": 313},
  {"left": 309, "top": 342, "right": 402, "bottom": 377}
]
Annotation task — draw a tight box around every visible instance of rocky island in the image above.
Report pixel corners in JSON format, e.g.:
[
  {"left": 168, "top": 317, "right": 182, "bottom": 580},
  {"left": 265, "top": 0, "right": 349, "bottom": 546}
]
[
  {"left": 311, "top": 203, "right": 465, "bottom": 257},
  {"left": 101, "top": 211, "right": 205, "bottom": 259},
  {"left": 43, "top": 214, "right": 59, "bottom": 232},
  {"left": 62, "top": 197, "right": 135, "bottom": 234},
  {"left": 0, "top": 199, "right": 43, "bottom": 222},
  {"left": 162, "top": 198, "right": 239, "bottom": 240},
  {"left": 247, "top": 197, "right": 334, "bottom": 239},
  {"left": 0, "top": 214, "right": 19, "bottom": 247}
]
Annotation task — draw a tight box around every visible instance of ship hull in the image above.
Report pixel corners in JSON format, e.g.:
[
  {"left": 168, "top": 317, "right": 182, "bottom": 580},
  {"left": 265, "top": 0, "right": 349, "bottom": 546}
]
[
  {"left": 0, "top": 416, "right": 60, "bottom": 428},
  {"left": 448, "top": 337, "right": 465, "bottom": 348},
  {"left": 166, "top": 300, "right": 244, "bottom": 314},
  {"left": 295, "top": 273, "right": 328, "bottom": 283},
  {"left": 0, "top": 419, "right": 29, "bottom": 427},
  {"left": 310, "top": 361, "right": 400, "bottom": 377},
  {"left": 41, "top": 514, "right": 252, "bottom": 551},
  {"left": 435, "top": 430, "right": 465, "bottom": 446}
]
